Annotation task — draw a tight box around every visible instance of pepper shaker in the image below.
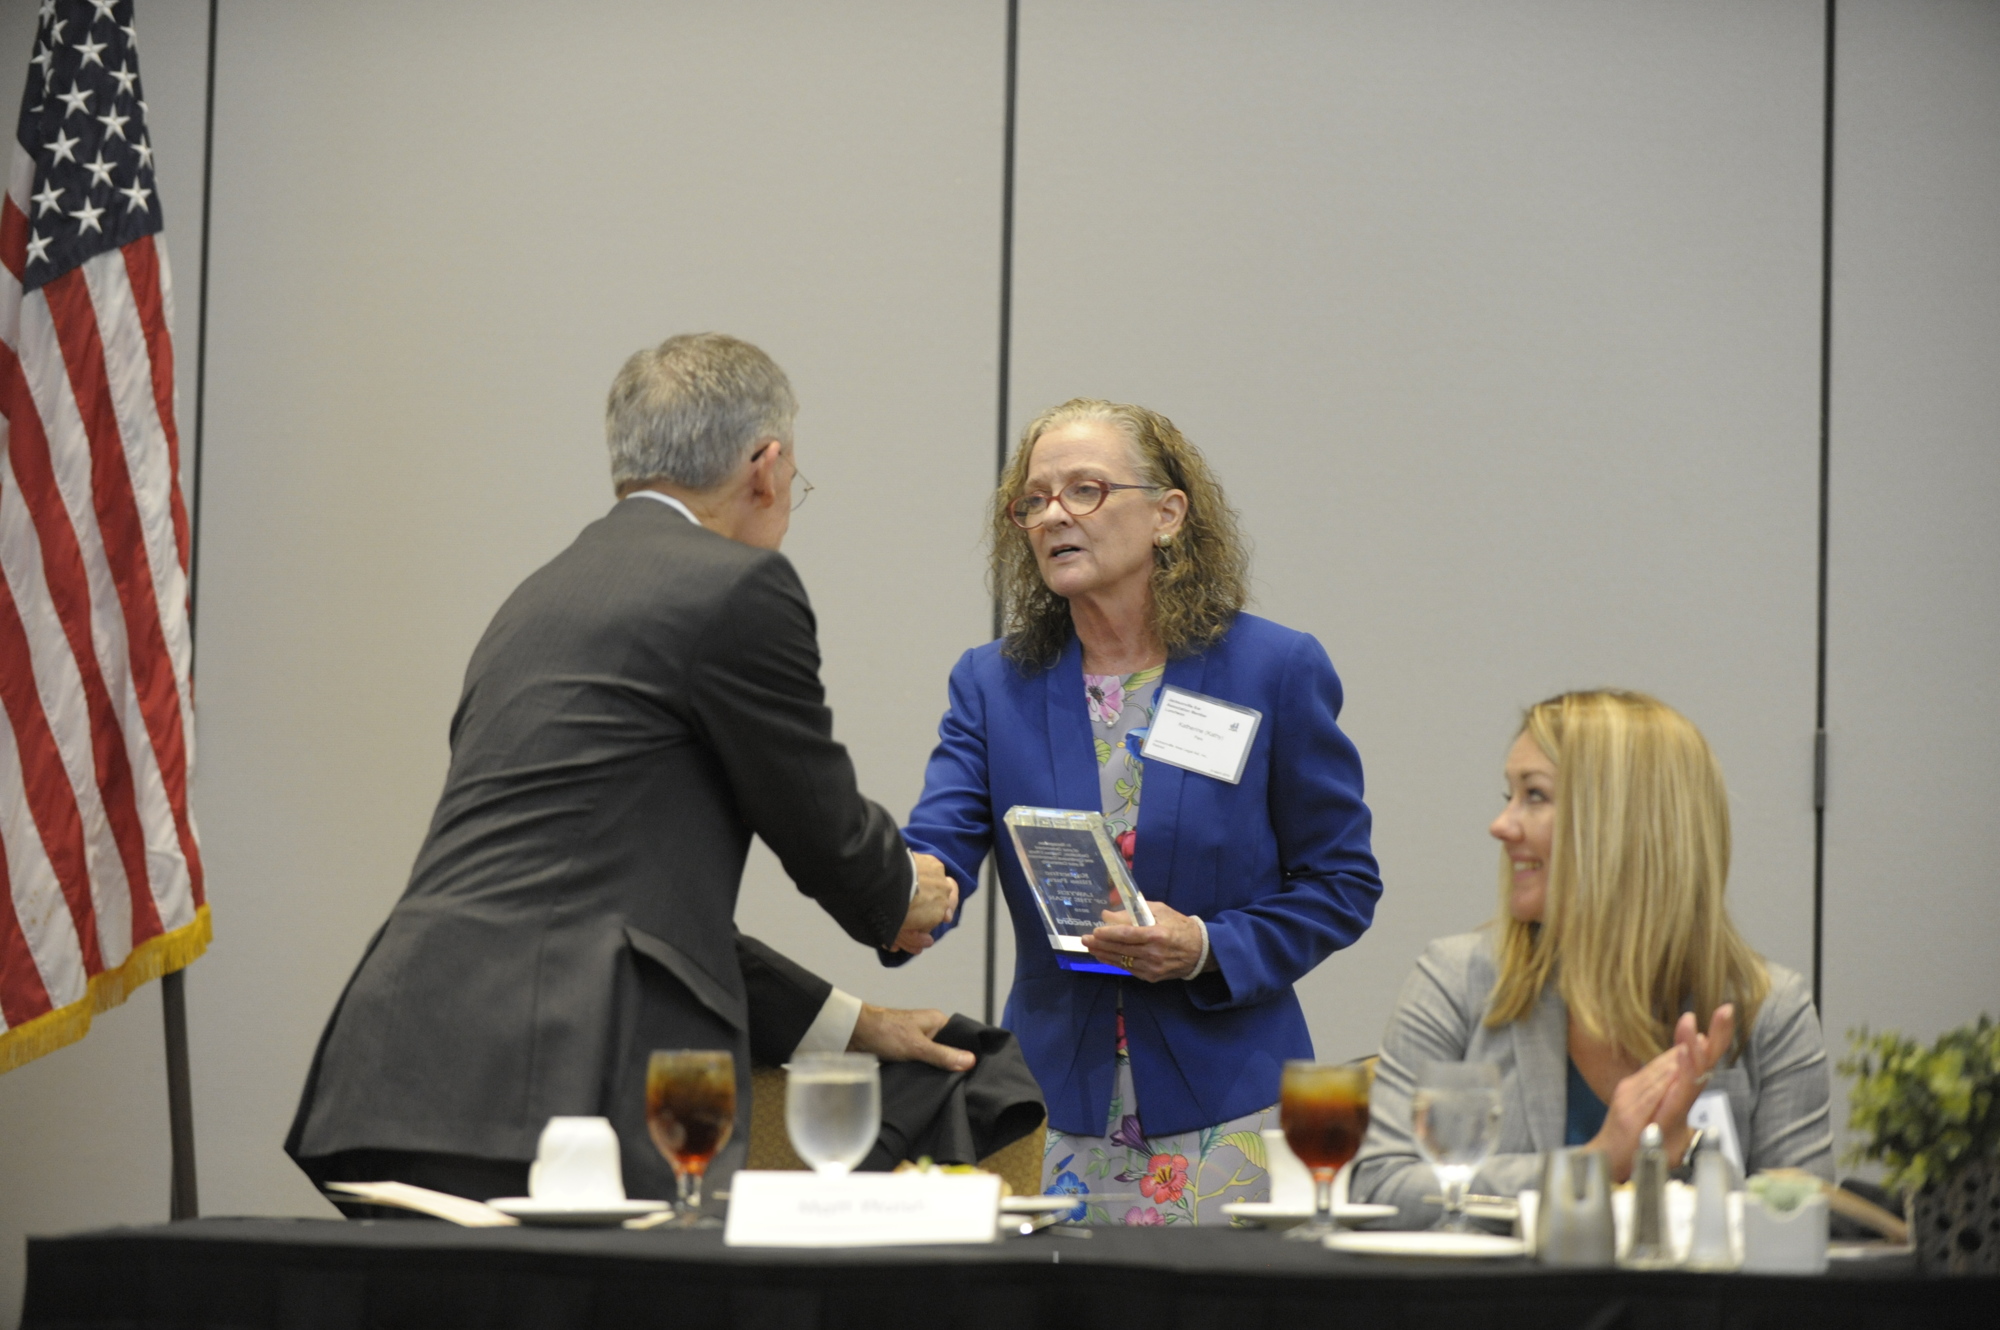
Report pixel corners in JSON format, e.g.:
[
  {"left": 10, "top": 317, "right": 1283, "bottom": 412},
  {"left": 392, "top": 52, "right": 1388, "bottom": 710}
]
[
  {"left": 1622, "top": 1123, "right": 1676, "bottom": 1268},
  {"left": 1686, "top": 1136, "right": 1738, "bottom": 1270}
]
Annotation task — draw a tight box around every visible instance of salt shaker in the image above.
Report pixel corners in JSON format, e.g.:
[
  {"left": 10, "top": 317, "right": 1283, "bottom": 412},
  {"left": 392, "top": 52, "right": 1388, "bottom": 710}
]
[
  {"left": 1686, "top": 1137, "right": 1737, "bottom": 1270},
  {"left": 1622, "top": 1123, "right": 1675, "bottom": 1268}
]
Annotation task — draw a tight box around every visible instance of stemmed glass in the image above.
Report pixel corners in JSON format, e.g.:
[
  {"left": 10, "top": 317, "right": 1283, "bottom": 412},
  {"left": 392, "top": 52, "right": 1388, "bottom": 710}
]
[
  {"left": 1412, "top": 1060, "right": 1502, "bottom": 1231},
  {"left": 784, "top": 1052, "right": 881, "bottom": 1175},
  {"left": 645, "top": 1049, "right": 736, "bottom": 1227},
  {"left": 1279, "top": 1060, "right": 1372, "bottom": 1241}
]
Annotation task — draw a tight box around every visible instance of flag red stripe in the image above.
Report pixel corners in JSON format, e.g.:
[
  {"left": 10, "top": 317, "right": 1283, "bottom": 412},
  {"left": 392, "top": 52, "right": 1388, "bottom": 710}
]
[
  {"left": 0, "top": 195, "right": 24, "bottom": 285},
  {"left": 0, "top": 821, "right": 54, "bottom": 1028},
  {"left": 40, "top": 270, "right": 202, "bottom": 918},
  {"left": 0, "top": 556, "right": 104, "bottom": 974},
  {"left": 119, "top": 237, "right": 190, "bottom": 577},
  {"left": 0, "top": 337, "right": 164, "bottom": 944}
]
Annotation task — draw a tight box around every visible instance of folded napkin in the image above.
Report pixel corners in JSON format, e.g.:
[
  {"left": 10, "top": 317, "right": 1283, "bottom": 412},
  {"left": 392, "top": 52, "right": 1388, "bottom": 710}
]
[{"left": 322, "top": 1181, "right": 518, "bottom": 1226}]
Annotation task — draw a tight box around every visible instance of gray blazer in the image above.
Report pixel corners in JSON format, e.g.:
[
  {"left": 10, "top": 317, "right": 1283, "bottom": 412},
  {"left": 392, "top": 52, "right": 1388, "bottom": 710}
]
[
  {"left": 287, "top": 499, "right": 913, "bottom": 1199},
  {"left": 1349, "top": 928, "right": 1835, "bottom": 1227}
]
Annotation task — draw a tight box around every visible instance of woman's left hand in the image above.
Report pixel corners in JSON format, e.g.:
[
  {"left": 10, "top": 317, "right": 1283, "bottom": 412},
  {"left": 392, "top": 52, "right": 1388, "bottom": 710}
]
[
  {"left": 1081, "top": 901, "right": 1209, "bottom": 983},
  {"left": 1654, "top": 1004, "right": 1735, "bottom": 1165}
]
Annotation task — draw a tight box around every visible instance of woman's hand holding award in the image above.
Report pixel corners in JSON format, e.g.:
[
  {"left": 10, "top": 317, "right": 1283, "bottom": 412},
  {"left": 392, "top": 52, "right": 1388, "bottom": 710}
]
[{"left": 1003, "top": 806, "right": 1156, "bottom": 976}]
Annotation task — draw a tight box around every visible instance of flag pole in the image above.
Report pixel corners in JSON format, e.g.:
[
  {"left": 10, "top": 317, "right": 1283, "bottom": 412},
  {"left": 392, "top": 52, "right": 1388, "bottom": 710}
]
[
  {"left": 163, "top": 970, "right": 198, "bottom": 1219},
  {"left": 161, "top": 0, "right": 222, "bottom": 1223}
]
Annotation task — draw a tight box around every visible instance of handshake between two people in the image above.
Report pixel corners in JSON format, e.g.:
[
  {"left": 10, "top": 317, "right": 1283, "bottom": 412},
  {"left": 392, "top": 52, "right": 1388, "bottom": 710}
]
[
  {"left": 885, "top": 854, "right": 1213, "bottom": 975},
  {"left": 850, "top": 853, "right": 975, "bottom": 1074},
  {"left": 890, "top": 853, "right": 960, "bottom": 956}
]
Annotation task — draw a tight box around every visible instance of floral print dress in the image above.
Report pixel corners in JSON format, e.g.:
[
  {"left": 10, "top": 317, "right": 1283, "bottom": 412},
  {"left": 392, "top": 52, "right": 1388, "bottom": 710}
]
[{"left": 1040, "top": 666, "right": 1279, "bottom": 1224}]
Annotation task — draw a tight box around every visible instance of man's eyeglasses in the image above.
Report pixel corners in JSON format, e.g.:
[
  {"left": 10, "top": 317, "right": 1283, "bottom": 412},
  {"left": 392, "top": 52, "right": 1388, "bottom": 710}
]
[
  {"left": 757, "top": 441, "right": 814, "bottom": 511},
  {"left": 1007, "top": 478, "right": 1161, "bottom": 529}
]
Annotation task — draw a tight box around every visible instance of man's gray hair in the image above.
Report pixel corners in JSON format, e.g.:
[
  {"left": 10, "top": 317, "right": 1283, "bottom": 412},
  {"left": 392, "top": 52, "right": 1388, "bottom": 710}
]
[{"left": 605, "top": 333, "right": 797, "bottom": 492}]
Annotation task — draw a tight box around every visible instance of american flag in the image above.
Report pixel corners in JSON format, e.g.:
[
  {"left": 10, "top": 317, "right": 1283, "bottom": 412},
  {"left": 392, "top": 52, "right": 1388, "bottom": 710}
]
[{"left": 0, "top": 0, "right": 205, "bottom": 1073}]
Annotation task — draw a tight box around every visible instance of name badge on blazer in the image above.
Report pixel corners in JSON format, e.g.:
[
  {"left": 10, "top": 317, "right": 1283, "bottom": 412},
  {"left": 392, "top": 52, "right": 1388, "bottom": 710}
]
[{"left": 1139, "top": 686, "right": 1262, "bottom": 784}]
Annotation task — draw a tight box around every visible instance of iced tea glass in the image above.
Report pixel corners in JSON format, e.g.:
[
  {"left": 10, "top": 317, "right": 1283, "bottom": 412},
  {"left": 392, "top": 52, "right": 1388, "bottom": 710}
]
[
  {"left": 1279, "top": 1060, "right": 1371, "bottom": 1241},
  {"left": 645, "top": 1049, "right": 736, "bottom": 1227}
]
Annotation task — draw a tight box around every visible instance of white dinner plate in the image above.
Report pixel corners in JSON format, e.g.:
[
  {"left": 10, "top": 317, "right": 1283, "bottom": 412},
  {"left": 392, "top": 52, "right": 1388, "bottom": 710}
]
[
  {"left": 1222, "top": 1200, "right": 1399, "bottom": 1229},
  {"left": 1001, "top": 1195, "right": 1090, "bottom": 1214},
  {"left": 1324, "top": 1230, "right": 1527, "bottom": 1259},
  {"left": 487, "top": 1197, "right": 670, "bottom": 1226}
]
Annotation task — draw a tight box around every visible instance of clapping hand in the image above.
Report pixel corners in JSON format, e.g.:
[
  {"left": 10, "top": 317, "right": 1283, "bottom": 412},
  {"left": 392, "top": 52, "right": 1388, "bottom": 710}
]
[
  {"left": 890, "top": 853, "right": 958, "bottom": 954},
  {"left": 1654, "top": 1004, "right": 1735, "bottom": 1163},
  {"left": 1586, "top": 1004, "right": 1735, "bottom": 1181}
]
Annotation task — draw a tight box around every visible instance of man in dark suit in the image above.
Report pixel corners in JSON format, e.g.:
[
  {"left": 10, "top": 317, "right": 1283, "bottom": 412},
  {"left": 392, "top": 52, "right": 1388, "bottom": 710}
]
[{"left": 287, "top": 333, "right": 965, "bottom": 1205}]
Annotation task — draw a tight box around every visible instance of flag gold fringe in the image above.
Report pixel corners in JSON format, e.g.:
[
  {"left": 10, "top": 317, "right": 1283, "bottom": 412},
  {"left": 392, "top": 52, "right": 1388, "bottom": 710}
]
[{"left": 0, "top": 905, "right": 212, "bottom": 1075}]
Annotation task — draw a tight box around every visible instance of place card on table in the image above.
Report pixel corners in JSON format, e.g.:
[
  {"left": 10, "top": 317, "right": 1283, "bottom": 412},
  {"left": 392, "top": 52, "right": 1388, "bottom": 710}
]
[{"left": 723, "top": 1170, "right": 1002, "bottom": 1247}]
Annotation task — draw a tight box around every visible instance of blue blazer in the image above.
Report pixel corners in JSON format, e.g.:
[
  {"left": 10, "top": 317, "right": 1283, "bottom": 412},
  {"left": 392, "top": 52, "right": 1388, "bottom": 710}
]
[{"left": 904, "top": 613, "right": 1381, "bottom": 1137}]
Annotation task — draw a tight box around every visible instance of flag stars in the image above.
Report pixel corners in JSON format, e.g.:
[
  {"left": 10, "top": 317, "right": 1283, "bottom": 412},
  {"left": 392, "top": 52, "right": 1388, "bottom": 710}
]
[
  {"left": 15, "top": 5, "right": 168, "bottom": 284},
  {"left": 69, "top": 199, "right": 105, "bottom": 235}
]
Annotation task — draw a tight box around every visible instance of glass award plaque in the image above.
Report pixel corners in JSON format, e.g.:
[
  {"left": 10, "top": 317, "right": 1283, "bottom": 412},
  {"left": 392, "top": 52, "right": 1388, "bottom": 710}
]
[{"left": 1003, "top": 806, "right": 1155, "bottom": 975}]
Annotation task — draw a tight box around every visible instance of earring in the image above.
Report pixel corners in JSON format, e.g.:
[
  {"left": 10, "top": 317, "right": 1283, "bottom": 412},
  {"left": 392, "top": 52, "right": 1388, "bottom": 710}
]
[{"left": 1156, "top": 533, "right": 1173, "bottom": 547}]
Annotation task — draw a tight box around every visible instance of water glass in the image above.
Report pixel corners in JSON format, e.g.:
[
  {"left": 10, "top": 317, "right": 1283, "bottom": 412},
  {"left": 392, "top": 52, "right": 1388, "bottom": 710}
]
[
  {"left": 1412, "top": 1060, "right": 1502, "bottom": 1231},
  {"left": 784, "top": 1052, "right": 881, "bottom": 1175}
]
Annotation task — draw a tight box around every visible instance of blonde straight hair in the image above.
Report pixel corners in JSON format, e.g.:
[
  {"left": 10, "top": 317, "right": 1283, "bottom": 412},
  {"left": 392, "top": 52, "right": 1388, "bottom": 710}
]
[{"left": 1484, "top": 690, "right": 1769, "bottom": 1060}]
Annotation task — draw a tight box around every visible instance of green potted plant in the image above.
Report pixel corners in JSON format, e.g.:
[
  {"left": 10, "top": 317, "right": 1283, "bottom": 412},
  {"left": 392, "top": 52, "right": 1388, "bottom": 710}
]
[{"left": 1840, "top": 1016, "right": 2000, "bottom": 1274}]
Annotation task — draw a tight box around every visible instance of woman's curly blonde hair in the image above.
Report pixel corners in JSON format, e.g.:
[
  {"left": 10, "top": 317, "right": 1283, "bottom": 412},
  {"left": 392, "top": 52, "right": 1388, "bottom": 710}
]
[{"left": 991, "top": 399, "right": 1249, "bottom": 671}]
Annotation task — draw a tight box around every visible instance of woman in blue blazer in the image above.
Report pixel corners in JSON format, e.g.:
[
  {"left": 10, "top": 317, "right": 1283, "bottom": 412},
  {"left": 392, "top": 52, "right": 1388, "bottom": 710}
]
[{"left": 904, "top": 399, "right": 1381, "bottom": 1224}]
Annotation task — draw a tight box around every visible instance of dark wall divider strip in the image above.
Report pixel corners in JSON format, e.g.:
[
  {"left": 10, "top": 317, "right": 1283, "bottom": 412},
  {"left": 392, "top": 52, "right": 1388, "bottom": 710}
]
[{"left": 984, "top": 0, "right": 1021, "bottom": 1027}]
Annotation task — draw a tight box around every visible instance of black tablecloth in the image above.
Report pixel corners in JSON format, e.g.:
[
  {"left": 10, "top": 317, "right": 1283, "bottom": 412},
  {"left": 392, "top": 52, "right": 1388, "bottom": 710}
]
[{"left": 21, "top": 1218, "right": 1998, "bottom": 1330}]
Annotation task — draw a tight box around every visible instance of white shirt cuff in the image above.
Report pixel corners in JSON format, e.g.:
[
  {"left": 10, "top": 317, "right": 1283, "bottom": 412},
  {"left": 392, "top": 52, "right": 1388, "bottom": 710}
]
[
  {"left": 793, "top": 987, "right": 865, "bottom": 1056},
  {"left": 1184, "top": 915, "right": 1211, "bottom": 981}
]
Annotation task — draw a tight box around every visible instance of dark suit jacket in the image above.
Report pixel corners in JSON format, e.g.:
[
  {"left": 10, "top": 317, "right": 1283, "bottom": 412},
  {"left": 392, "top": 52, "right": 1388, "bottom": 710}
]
[{"left": 286, "top": 498, "right": 911, "bottom": 1199}]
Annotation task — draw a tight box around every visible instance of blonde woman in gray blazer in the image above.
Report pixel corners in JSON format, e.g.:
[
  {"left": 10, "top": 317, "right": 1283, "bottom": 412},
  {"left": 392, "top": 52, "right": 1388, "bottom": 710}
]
[{"left": 1350, "top": 691, "right": 1835, "bottom": 1227}]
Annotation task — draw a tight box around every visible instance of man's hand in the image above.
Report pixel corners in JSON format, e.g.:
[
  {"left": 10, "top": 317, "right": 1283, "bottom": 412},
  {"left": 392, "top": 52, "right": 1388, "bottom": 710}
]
[
  {"left": 1080, "top": 901, "right": 1209, "bottom": 983},
  {"left": 890, "top": 854, "right": 958, "bottom": 954},
  {"left": 848, "top": 1004, "right": 976, "bottom": 1073}
]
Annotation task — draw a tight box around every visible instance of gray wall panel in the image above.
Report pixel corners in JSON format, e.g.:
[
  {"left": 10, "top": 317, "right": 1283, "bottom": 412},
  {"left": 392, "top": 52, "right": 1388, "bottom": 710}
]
[
  {"left": 0, "top": 6, "right": 1002, "bottom": 1312},
  {"left": 3, "top": 6, "right": 1996, "bottom": 1320},
  {"left": 1822, "top": 0, "right": 2000, "bottom": 1125},
  {"left": 1005, "top": 0, "right": 1826, "bottom": 1062}
]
